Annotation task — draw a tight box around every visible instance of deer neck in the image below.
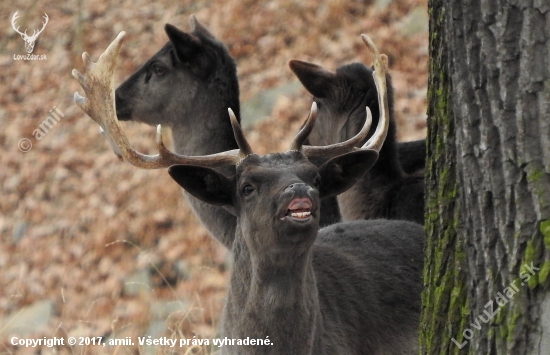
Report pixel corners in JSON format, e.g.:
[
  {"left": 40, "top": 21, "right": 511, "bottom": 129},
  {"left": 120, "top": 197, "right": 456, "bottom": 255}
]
[
  {"left": 171, "top": 105, "right": 239, "bottom": 156},
  {"left": 221, "top": 226, "right": 322, "bottom": 354},
  {"left": 337, "top": 121, "right": 405, "bottom": 221},
  {"left": 170, "top": 104, "right": 239, "bottom": 249}
]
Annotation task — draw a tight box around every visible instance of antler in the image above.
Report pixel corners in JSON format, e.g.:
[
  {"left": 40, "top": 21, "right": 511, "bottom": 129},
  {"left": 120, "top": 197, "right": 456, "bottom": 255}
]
[
  {"left": 29, "top": 13, "right": 49, "bottom": 40},
  {"left": 72, "top": 32, "right": 246, "bottom": 169},
  {"left": 293, "top": 103, "right": 373, "bottom": 157},
  {"left": 11, "top": 11, "right": 25, "bottom": 37},
  {"left": 360, "top": 34, "right": 389, "bottom": 152},
  {"left": 298, "top": 34, "right": 388, "bottom": 159},
  {"left": 11, "top": 12, "right": 49, "bottom": 39}
]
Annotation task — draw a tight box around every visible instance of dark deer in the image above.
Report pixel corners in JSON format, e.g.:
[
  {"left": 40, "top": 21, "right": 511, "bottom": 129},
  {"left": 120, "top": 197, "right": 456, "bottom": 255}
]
[
  {"left": 289, "top": 55, "right": 425, "bottom": 224},
  {"left": 114, "top": 17, "right": 241, "bottom": 248},
  {"left": 72, "top": 32, "right": 424, "bottom": 355}
]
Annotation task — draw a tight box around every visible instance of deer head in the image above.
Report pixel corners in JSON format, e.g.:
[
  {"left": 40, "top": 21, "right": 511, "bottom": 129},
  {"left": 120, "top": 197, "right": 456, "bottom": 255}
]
[
  {"left": 12, "top": 11, "right": 49, "bottom": 54},
  {"left": 114, "top": 16, "right": 240, "bottom": 138}
]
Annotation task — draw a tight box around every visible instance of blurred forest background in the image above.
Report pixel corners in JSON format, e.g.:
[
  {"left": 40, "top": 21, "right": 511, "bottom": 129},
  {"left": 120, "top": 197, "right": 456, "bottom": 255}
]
[{"left": 0, "top": 0, "right": 427, "bottom": 353}]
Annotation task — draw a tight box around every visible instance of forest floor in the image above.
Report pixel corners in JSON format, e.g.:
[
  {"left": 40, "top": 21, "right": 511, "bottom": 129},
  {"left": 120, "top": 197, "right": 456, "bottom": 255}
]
[{"left": 0, "top": 0, "right": 428, "bottom": 353}]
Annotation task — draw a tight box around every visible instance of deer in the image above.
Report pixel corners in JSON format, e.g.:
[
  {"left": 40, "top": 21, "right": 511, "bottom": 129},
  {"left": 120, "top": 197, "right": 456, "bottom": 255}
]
[
  {"left": 114, "top": 16, "right": 242, "bottom": 248},
  {"left": 72, "top": 30, "right": 424, "bottom": 355},
  {"left": 11, "top": 11, "right": 49, "bottom": 54},
  {"left": 289, "top": 56, "right": 425, "bottom": 224}
]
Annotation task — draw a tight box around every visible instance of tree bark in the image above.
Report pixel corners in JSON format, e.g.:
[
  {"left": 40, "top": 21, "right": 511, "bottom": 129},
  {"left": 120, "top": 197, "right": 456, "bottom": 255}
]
[{"left": 421, "top": 1, "right": 550, "bottom": 354}]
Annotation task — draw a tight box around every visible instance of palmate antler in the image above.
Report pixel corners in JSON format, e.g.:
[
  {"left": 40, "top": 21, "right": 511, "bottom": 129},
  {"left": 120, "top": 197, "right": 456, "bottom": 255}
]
[{"left": 72, "top": 32, "right": 388, "bottom": 169}]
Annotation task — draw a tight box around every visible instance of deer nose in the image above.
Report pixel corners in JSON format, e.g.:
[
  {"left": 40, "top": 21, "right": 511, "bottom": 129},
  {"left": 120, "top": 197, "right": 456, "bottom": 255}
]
[{"left": 285, "top": 183, "right": 310, "bottom": 195}]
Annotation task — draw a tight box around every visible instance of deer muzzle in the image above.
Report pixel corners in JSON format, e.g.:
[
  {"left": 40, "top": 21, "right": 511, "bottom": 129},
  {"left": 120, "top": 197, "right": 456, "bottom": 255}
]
[{"left": 280, "top": 183, "right": 315, "bottom": 222}]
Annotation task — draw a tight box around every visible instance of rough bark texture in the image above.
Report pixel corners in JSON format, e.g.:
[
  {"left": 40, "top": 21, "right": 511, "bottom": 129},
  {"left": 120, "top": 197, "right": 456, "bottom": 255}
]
[
  {"left": 421, "top": 0, "right": 550, "bottom": 354},
  {"left": 421, "top": 1, "right": 467, "bottom": 353}
]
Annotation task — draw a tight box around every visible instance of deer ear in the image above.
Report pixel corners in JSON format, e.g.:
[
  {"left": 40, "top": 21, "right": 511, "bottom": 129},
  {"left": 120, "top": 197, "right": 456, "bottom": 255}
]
[
  {"left": 168, "top": 165, "right": 235, "bottom": 207},
  {"left": 165, "top": 24, "right": 215, "bottom": 77},
  {"left": 289, "top": 60, "right": 336, "bottom": 99},
  {"left": 165, "top": 24, "right": 202, "bottom": 63},
  {"left": 317, "top": 150, "right": 378, "bottom": 198},
  {"left": 189, "top": 15, "right": 215, "bottom": 40}
]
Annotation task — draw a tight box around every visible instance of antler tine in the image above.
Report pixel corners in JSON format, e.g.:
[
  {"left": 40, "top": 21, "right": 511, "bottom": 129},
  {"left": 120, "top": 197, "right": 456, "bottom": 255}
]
[
  {"left": 228, "top": 108, "right": 254, "bottom": 157},
  {"left": 290, "top": 102, "right": 318, "bottom": 152},
  {"left": 11, "top": 11, "right": 24, "bottom": 36},
  {"left": 361, "top": 34, "right": 389, "bottom": 152},
  {"left": 32, "top": 13, "right": 49, "bottom": 39},
  {"left": 36, "top": 13, "right": 49, "bottom": 36},
  {"left": 154, "top": 124, "right": 242, "bottom": 167},
  {"left": 72, "top": 32, "right": 241, "bottom": 169},
  {"left": 301, "top": 106, "right": 373, "bottom": 159}
]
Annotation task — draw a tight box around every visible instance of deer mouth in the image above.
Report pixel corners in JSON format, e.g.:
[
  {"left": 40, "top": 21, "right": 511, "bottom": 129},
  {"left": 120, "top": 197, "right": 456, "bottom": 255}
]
[
  {"left": 281, "top": 198, "right": 313, "bottom": 222},
  {"left": 115, "top": 95, "right": 132, "bottom": 121},
  {"left": 116, "top": 107, "right": 132, "bottom": 121}
]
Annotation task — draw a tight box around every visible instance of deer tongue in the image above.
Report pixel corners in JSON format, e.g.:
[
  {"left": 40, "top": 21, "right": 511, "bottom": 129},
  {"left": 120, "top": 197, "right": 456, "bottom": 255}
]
[{"left": 287, "top": 198, "right": 312, "bottom": 211}]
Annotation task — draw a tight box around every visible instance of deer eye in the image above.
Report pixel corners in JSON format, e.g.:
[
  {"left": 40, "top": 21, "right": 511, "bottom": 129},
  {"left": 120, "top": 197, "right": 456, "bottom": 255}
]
[
  {"left": 241, "top": 184, "right": 255, "bottom": 197},
  {"left": 152, "top": 64, "right": 167, "bottom": 77}
]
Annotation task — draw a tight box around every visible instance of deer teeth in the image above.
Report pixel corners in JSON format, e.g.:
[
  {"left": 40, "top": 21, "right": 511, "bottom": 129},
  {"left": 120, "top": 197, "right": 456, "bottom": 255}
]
[{"left": 291, "top": 211, "right": 311, "bottom": 218}]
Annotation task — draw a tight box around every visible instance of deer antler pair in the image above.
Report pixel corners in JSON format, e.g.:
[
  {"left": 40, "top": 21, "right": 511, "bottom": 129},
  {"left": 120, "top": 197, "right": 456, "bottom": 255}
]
[{"left": 72, "top": 33, "right": 388, "bottom": 168}]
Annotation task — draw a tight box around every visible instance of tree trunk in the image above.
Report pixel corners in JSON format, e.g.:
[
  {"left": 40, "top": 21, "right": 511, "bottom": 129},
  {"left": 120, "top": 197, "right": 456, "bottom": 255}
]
[{"left": 421, "top": 1, "right": 550, "bottom": 354}]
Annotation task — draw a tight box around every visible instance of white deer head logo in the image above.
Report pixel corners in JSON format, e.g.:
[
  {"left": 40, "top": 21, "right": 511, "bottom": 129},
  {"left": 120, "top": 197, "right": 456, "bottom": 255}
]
[{"left": 11, "top": 11, "right": 49, "bottom": 54}]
